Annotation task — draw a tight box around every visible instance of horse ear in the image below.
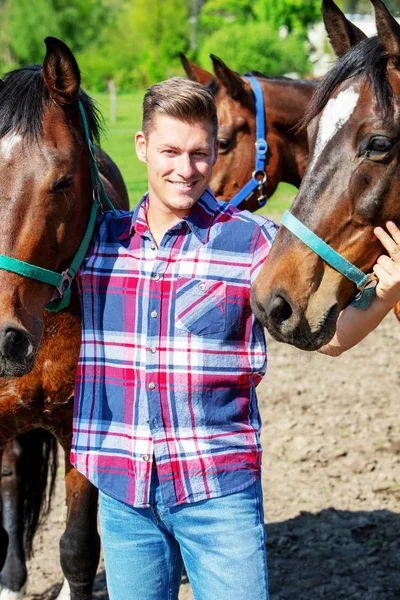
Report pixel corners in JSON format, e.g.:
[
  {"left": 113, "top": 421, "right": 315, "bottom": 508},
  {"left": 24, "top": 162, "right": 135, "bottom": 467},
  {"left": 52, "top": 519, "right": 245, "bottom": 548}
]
[
  {"left": 179, "top": 53, "right": 213, "bottom": 85},
  {"left": 322, "top": 0, "right": 367, "bottom": 57},
  {"left": 371, "top": 0, "right": 400, "bottom": 66},
  {"left": 210, "top": 55, "right": 245, "bottom": 99},
  {"left": 42, "top": 37, "right": 81, "bottom": 105}
]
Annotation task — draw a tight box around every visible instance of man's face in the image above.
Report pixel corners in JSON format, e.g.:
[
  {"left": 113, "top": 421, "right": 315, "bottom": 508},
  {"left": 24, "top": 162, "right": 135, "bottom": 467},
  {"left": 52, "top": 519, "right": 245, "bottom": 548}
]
[{"left": 135, "top": 115, "right": 218, "bottom": 215}]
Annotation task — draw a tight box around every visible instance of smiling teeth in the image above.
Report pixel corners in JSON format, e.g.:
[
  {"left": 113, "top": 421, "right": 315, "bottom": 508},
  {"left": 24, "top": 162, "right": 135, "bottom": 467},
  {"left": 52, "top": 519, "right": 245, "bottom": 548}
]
[{"left": 171, "top": 182, "right": 195, "bottom": 187}]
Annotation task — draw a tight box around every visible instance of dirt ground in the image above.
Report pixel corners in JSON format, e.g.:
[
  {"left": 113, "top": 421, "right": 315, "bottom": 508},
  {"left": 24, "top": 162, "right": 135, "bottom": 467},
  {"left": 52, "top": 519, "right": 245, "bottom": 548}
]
[{"left": 24, "top": 312, "right": 400, "bottom": 600}]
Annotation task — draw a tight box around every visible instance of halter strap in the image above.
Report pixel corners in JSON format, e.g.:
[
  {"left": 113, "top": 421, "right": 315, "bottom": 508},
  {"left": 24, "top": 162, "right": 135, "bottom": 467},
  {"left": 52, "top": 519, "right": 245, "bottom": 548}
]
[
  {"left": 228, "top": 76, "right": 268, "bottom": 208},
  {"left": 281, "top": 211, "right": 377, "bottom": 310},
  {"left": 0, "top": 101, "right": 118, "bottom": 312}
]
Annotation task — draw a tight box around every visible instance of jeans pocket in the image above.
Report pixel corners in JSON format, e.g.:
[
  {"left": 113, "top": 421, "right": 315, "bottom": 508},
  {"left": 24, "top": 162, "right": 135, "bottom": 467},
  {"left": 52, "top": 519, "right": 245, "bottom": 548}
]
[{"left": 175, "top": 277, "right": 226, "bottom": 335}]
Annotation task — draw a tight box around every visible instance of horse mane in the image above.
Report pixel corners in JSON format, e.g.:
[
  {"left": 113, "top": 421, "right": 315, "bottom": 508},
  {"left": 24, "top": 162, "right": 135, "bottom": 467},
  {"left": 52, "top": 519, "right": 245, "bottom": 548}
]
[
  {"left": 0, "top": 64, "right": 102, "bottom": 143},
  {"left": 299, "top": 36, "right": 393, "bottom": 131},
  {"left": 244, "top": 70, "right": 293, "bottom": 82}
]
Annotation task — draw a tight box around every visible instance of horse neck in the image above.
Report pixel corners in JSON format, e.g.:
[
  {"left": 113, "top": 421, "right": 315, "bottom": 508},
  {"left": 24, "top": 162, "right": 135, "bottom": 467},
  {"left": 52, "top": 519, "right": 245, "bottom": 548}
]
[{"left": 260, "top": 78, "right": 316, "bottom": 187}]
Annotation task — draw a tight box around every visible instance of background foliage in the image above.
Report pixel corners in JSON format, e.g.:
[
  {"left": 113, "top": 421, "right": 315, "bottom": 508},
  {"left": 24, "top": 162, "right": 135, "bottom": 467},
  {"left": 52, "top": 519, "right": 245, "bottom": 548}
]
[
  {"left": 1, "top": 0, "right": 400, "bottom": 88},
  {"left": 0, "top": 0, "right": 324, "bottom": 89}
]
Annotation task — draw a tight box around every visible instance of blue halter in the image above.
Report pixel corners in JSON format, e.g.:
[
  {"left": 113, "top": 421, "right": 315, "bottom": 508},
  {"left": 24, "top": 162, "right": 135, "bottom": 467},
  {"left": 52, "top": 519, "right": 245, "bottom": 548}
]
[
  {"left": 228, "top": 76, "right": 268, "bottom": 208},
  {"left": 281, "top": 211, "right": 377, "bottom": 310}
]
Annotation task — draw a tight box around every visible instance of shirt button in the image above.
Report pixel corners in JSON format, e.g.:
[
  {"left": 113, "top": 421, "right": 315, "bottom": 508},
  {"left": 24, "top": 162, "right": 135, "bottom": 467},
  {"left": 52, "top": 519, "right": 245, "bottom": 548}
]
[
  {"left": 146, "top": 417, "right": 150, "bottom": 423},
  {"left": 153, "top": 274, "right": 160, "bottom": 281},
  {"left": 151, "top": 244, "right": 156, "bottom": 250},
  {"left": 199, "top": 282, "right": 206, "bottom": 291},
  {"left": 143, "top": 455, "right": 150, "bottom": 461},
  {"left": 148, "top": 382, "right": 155, "bottom": 390},
  {"left": 150, "top": 346, "right": 156, "bottom": 354},
  {"left": 151, "top": 310, "right": 158, "bottom": 318}
]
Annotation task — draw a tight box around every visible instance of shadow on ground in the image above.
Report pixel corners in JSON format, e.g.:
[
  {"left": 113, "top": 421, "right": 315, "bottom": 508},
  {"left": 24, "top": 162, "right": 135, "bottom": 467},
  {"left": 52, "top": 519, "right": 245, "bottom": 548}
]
[
  {"left": 267, "top": 507, "right": 400, "bottom": 600},
  {"left": 33, "top": 508, "right": 400, "bottom": 600}
]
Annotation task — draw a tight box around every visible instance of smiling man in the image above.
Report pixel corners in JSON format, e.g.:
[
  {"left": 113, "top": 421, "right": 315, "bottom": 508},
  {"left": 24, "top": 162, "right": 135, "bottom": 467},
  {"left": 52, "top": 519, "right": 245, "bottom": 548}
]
[
  {"left": 70, "top": 77, "right": 400, "bottom": 600},
  {"left": 71, "top": 77, "right": 278, "bottom": 600}
]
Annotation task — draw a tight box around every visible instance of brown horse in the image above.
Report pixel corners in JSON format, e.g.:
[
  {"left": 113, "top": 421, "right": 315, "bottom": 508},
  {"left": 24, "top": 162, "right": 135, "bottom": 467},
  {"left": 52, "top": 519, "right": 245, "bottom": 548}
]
[
  {"left": 0, "top": 37, "right": 128, "bottom": 599},
  {"left": 0, "top": 430, "right": 57, "bottom": 598},
  {"left": 251, "top": 0, "right": 400, "bottom": 350},
  {"left": 181, "top": 54, "right": 317, "bottom": 212}
]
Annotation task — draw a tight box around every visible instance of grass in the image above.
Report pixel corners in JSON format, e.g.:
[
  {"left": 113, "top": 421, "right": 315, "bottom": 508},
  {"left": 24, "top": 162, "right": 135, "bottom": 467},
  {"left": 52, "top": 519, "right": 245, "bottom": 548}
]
[{"left": 93, "top": 91, "right": 297, "bottom": 218}]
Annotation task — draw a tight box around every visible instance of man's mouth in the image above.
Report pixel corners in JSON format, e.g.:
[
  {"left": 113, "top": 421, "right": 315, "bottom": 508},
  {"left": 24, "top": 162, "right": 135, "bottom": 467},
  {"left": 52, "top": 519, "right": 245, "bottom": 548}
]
[{"left": 169, "top": 181, "right": 197, "bottom": 189}]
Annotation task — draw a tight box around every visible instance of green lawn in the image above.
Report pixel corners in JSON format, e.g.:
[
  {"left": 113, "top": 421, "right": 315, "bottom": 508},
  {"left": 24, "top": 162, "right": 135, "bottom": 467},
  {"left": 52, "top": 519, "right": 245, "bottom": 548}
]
[{"left": 93, "top": 91, "right": 297, "bottom": 219}]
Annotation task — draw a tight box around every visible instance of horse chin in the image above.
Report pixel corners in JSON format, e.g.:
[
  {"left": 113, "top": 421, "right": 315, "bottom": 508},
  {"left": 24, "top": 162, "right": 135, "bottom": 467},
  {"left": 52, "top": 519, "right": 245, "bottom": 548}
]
[
  {"left": 268, "top": 314, "right": 337, "bottom": 351},
  {"left": 254, "top": 294, "right": 339, "bottom": 352},
  {"left": 0, "top": 355, "right": 36, "bottom": 378}
]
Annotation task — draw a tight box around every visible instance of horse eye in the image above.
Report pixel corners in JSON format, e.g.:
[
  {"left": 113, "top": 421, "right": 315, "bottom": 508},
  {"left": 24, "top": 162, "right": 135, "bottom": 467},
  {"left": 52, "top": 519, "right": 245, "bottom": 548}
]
[
  {"left": 51, "top": 178, "right": 73, "bottom": 193},
  {"left": 218, "top": 138, "right": 231, "bottom": 152},
  {"left": 367, "top": 137, "right": 393, "bottom": 155}
]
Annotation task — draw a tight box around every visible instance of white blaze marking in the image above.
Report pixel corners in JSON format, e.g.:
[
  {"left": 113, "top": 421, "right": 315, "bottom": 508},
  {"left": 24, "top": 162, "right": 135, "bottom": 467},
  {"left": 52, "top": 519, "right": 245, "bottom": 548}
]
[
  {"left": 311, "top": 88, "right": 359, "bottom": 167},
  {"left": 0, "top": 132, "right": 22, "bottom": 160},
  {"left": 55, "top": 578, "right": 71, "bottom": 600},
  {"left": 0, "top": 588, "right": 25, "bottom": 600}
]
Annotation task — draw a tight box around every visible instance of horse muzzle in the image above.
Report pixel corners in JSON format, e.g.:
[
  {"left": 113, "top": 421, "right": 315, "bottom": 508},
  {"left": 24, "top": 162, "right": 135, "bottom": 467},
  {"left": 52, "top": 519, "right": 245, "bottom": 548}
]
[
  {"left": 251, "top": 288, "right": 339, "bottom": 351},
  {"left": 0, "top": 324, "right": 36, "bottom": 377}
]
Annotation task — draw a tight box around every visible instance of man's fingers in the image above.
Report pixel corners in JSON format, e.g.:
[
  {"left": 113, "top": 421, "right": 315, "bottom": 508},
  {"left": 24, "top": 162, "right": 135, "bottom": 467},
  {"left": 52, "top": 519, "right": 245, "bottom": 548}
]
[
  {"left": 387, "top": 221, "right": 400, "bottom": 245},
  {"left": 376, "top": 254, "right": 397, "bottom": 273},
  {"left": 374, "top": 223, "right": 400, "bottom": 260},
  {"left": 373, "top": 263, "right": 392, "bottom": 284}
]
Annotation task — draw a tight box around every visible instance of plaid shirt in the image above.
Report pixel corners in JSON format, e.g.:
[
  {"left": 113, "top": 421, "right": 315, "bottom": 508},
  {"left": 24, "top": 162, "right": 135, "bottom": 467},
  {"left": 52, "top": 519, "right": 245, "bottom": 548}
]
[{"left": 71, "top": 189, "right": 278, "bottom": 508}]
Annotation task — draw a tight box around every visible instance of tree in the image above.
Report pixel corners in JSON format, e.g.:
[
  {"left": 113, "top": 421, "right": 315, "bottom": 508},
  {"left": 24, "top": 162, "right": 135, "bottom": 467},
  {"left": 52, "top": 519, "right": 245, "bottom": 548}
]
[
  {"left": 198, "top": 21, "right": 311, "bottom": 77},
  {"left": 253, "top": 0, "right": 321, "bottom": 38}
]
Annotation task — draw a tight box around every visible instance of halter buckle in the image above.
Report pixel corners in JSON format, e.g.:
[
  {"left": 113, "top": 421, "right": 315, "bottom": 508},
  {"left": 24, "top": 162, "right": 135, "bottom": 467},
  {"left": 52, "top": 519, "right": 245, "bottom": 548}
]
[
  {"left": 357, "top": 273, "right": 377, "bottom": 292},
  {"left": 56, "top": 270, "right": 73, "bottom": 297},
  {"left": 50, "top": 271, "right": 73, "bottom": 301},
  {"left": 255, "top": 138, "right": 268, "bottom": 158}
]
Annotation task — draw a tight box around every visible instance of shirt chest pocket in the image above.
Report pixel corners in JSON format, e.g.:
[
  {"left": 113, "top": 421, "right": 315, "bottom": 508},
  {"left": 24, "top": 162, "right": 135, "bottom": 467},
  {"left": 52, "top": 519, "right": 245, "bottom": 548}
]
[{"left": 175, "top": 278, "right": 226, "bottom": 335}]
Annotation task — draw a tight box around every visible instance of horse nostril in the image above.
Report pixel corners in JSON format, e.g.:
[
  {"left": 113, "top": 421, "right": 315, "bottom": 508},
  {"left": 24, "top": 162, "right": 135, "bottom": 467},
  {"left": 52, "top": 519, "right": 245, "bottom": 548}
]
[
  {"left": 0, "top": 327, "right": 33, "bottom": 361},
  {"left": 268, "top": 294, "right": 293, "bottom": 325}
]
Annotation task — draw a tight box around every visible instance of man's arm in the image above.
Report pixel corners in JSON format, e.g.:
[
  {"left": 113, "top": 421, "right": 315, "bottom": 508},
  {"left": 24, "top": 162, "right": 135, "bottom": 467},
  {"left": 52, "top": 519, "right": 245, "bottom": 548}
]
[{"left": 319, "top": 221, "right": 400, "bottom": 357}]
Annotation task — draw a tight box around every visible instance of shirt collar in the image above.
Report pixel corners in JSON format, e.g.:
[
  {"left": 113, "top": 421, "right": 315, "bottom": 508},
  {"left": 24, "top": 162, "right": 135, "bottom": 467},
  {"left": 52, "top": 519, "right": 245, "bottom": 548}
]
[
  {"left": 118, "top": 194, "right": 148, "bottom": 241},
  {"left": 118, "top": 188, "right": 219, "bottom": 244},
  {"left": 183, "top": 187, "right": 218, "bottom": 245}
]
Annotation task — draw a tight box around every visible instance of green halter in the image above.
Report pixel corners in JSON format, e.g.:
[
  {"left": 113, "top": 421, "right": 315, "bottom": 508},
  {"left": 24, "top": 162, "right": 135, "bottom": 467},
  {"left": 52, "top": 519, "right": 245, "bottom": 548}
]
[{"left": 0, "top": 102, "right": 117, "bottom": 312}]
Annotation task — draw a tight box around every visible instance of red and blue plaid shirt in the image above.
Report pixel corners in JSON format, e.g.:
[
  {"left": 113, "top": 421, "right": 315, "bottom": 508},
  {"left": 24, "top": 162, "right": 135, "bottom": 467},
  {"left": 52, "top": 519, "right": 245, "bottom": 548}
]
[{"left": 71, "top": 189, "right": 278, "bottom": 507}]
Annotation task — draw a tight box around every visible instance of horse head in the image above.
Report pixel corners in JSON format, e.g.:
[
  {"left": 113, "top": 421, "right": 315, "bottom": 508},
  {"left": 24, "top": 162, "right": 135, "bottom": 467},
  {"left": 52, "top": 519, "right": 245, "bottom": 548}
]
[
  {"left": 0, "top": 37, "right": 99, "bottom": 376},
  {"left": 252, "top": 0, "right": 400, "bottom": 350},
  {"left": 181, "top": 53, "right": 314, "bottom": 211}
]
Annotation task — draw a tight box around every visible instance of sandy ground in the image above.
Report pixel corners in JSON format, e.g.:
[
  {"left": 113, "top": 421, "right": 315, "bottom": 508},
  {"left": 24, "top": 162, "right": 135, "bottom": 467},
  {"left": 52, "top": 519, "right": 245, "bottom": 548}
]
[{"left": 23, "top": 312, "right": 400, "bottom": 600}]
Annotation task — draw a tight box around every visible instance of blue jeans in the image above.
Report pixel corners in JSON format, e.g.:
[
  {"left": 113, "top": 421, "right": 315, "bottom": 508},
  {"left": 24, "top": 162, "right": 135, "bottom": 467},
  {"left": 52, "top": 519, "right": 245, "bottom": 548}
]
[{"left": 99, "top": 472, "right": 269, "bottom": 600}]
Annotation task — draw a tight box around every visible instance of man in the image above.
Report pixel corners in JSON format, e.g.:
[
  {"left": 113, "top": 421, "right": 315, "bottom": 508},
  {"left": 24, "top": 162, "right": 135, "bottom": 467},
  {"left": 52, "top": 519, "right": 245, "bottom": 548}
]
[{"left": 71, "top": 77, "right": 400, "bottom": 600}]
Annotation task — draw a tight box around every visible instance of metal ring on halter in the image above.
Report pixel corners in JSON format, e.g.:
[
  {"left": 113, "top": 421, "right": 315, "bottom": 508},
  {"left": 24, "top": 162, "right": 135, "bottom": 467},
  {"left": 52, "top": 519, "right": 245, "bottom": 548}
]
[
  {"left": 357, "top": 273, "right": 377, "bottom": 292},
  {"left": 56, "top": 270, "right": 74, "bottom": 297},
  {"left": 252, "top": 169, "right": 267, "bottom": 184}
]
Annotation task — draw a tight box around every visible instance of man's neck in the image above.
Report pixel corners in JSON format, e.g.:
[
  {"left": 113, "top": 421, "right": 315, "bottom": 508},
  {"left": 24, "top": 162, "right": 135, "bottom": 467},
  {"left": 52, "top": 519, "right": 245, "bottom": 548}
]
[{"left": 146, "top": 200, "right": 187, "bottom": 248}]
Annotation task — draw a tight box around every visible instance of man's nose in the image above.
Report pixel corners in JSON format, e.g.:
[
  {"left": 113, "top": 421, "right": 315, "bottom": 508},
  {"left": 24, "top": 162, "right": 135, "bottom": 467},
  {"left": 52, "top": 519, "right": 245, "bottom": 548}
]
[{"left": 176, "top": 154, "right": 196, "bottom": 179}]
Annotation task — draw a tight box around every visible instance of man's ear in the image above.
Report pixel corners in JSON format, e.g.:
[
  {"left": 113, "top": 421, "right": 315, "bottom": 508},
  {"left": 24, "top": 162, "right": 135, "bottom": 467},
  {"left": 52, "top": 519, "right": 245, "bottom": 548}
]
[{"left": 135, "top": 131, "right": 147, "bottom": 164}]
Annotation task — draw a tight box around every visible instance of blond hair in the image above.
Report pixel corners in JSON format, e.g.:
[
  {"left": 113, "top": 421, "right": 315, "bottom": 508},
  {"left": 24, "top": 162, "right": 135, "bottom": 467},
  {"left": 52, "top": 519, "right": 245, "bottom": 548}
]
[{"left": 142, "top": 77, "right": 218, "bottom": 138}]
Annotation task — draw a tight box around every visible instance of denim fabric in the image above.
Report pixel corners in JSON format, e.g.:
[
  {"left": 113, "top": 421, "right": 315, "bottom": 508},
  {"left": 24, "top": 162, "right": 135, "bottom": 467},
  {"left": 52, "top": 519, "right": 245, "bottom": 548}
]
[{"left": 99, "top": 471, "right": 269, "bottom": 600}]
